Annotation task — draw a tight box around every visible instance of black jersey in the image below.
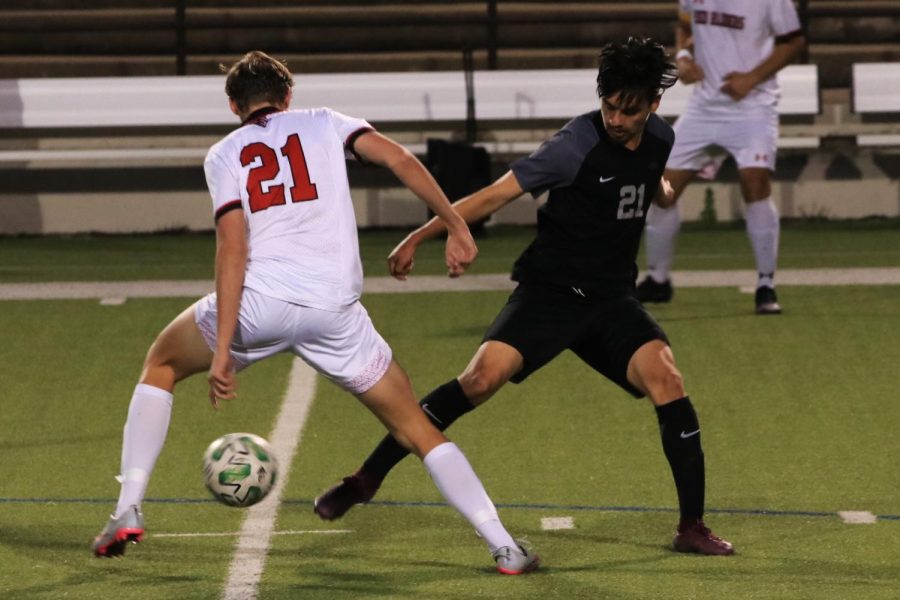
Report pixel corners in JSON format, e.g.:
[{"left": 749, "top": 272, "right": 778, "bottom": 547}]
[{"left": 509, "top": 111, "right": 674, "bottom": 295}]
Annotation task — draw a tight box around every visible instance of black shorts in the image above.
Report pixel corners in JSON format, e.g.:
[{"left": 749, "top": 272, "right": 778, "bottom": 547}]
[{"left": 482, "top": 282, "right": 668, "bottom": 397}]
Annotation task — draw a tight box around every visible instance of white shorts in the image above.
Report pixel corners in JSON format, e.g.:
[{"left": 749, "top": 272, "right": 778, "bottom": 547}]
[
  {"left": 194, "top": 288, "right": 392, "bottom": 395},
  {"left": 667, "top": 105, "right": 778, "bottom": 175}
]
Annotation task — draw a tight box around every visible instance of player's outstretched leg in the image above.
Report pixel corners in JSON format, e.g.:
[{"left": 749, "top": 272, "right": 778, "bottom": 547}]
[
  {"left": 92, "top": 303, "right": 212, "bottom": 558},
  {"left": 347, "top": 360, "right": 538, "bottom": 573},
  {"left": 314, "top": 378, "right": 474, "bottom": 520}
]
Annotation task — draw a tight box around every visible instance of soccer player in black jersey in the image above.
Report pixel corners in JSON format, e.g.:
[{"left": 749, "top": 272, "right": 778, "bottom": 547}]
[{"left": 315, "top": 37, "right": 734, "bottom": 556}]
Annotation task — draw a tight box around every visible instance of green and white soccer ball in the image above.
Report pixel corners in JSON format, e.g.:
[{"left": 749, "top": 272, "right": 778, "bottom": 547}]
[{"left": 203, "top": 433, "right": 278, "bottom": 507}]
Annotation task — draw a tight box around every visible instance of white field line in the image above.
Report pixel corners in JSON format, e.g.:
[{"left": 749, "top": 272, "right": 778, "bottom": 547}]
[
  {"left": 155, "top": 529, "right": 352, "bottom": 538},
  {"left": 838, "top": 511, "right": 877, "bottom": 524},
  {"left": 3, "top": 267, "right": 900, "bottom": 301},
  {"left": 222, "top": 358, "right": 317, "bottom": 600},
  {"left": 541, "top": 516, "right": 575, "bottom": 530}
]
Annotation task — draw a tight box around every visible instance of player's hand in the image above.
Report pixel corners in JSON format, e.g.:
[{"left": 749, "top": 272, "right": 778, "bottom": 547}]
[
  {"left": 720, "top": 71, "right": 757, "bottom": 101},
  {"left": 208, "top": 351, "right": 237, "bottom": 409},
  {"left": 387, "top": 234, "right": 418, "bottom": 280},
  {"left": 678, "top": 58, "right": 705, "bottom": 84},
  {"left": 444, "top": 224, "right": 478, "bottom": 278},
  {"left": 657, "top": 176, "right": 675, "bottom": 207}
]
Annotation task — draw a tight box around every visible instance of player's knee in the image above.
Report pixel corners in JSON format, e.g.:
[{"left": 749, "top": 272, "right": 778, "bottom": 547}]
[
  {"left": 140, "top": 342, "right": 179, "bottom": 386},
  {"left": 458, "top": 368, "right": 504, "bottom": 403},
  {"left": 645, "top": 366, "right": 685, "bottom": 402}
]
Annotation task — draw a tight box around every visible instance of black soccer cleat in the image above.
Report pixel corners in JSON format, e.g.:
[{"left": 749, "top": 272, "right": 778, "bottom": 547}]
[
  {"left": 754, "top": 286, "right": 782, "bottom": 315},
  {"left": 635, "top": 277, "right": 673, "bottom": 303}
]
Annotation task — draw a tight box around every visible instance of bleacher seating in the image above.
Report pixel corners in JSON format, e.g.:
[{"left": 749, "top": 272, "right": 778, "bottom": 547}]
[
  {"left": 852, "top": 63, "right": 900, "bottom": 147},
  {"left": 0, "top": 65, "right": 821, "bottom": 166},
  {"left": 0, "top": 1, "right": 898, "bottom": 89},
  {"left": 0, "top": 1, "right": 897, "bottom": 235}
]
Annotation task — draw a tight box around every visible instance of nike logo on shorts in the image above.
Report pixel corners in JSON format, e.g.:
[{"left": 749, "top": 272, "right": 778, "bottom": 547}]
[
  {"left": 599, "top": 176, "right": 616, "bottom": 183},
  {"left": 680, "top": 429, "right": 700, "bottom": 439}
]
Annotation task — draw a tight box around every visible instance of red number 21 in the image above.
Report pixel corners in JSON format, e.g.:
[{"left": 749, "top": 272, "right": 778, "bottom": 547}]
[{"left": 240, "top": 133, "right": 319, "bottom": 213}]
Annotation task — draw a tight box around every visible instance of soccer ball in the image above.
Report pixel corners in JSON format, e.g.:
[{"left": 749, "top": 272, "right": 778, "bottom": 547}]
[{"left": 203, "top": 432, "right": 278, "bottom": 507}]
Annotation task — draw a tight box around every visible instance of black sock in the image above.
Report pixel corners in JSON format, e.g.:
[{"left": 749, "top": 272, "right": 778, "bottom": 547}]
[
  {"left": 361, "top": 379, "right": 474, "bottom": 480},
  {"left": 655, "top": 396, "right": 705, "bottom": 521}
]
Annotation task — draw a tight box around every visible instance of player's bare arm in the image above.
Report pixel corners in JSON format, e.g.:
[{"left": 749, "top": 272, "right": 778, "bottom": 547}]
[
  {"left": 354, "top": 131, "right": 478, "bottom": 278},
  {"left": 208, "top": 208, "right": 247, "bottom": 408},
  {"left": 675, "top": 11, "right": 704, "bottom": 84},
  {"left": 721, "top": 32, "right": 806, "bottom": 101},
  {"left": 387, "top": 171, "right": 524, "bottom": 280}
]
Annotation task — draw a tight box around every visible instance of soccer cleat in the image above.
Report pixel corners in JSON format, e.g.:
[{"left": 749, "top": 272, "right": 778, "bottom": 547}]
[
  {"left": 672, "top": 519, "right": 734, "bottom": 556},
  {"left": 92, "top": 505, "right": 145, "bottom": 558},
  {"left": 493, "top": 541, "right": 541, "bottom": 575},
  {"left": 313, "top": 471, "right": 381, "bottom": 521},
  {"left": 635, "top": 277, "right": 674, "bottom": 303},
  {"left": 754, "top": 286, "right": 782, "bottom": 315}
]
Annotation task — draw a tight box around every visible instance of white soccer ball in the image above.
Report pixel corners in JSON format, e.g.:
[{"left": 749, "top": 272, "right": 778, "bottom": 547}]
[{"left": 203, "top": 432, "right": 278, "bottom": 507}]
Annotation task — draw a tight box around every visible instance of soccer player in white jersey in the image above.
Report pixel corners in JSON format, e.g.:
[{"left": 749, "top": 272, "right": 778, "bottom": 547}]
[
  {"left": 91, "top": 51, "right": 539, "bottom": 575},
  {"left": 636, "top": 0, "right": 806, "bottom": 314}
]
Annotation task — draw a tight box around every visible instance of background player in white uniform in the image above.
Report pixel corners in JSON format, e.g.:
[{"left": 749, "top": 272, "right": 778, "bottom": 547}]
[
  {"left": 636, "top": 0, "right": 806, "bottom": 314},
  {"left": 92, "top": 51, "right": 539, "bottom": 575}
]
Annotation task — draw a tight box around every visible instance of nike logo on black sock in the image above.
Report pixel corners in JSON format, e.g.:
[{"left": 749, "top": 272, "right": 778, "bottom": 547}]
[{"left": 421, "top": 403, "right": 442, "bottom": 425}]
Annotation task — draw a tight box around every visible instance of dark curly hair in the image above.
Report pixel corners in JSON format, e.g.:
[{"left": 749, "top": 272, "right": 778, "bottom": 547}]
[
  {"left": 596, "top": 37, "right": 678, "bottom": 106},
  {"left": 222, "top": 51, "right": 294, "bottom": 113}
]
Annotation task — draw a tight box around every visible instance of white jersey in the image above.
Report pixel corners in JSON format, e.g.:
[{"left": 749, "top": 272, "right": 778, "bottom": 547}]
[
  {"left": 679, "top": 0, "right": 801, "bottom": 116},
  {"left": 204, "top": 107, "right": 372, "bottom": 311}
]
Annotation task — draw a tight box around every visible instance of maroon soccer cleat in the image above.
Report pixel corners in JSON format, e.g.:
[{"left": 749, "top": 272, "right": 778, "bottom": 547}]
[
  {"left": 313, "top": 470, "right": 382, "bottom": 521},
  {"left": 672, "top": 518, "right": 735, "bottom": 556}
]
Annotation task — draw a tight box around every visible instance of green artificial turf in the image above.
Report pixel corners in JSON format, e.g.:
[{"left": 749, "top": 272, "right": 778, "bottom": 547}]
[{"left": 1, "top": 222, "right": 899, "bottom": 598}]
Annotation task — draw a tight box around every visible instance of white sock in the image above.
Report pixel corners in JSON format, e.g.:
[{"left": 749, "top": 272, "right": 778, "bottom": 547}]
[
  {"left": 645, "top": 203, "right": 681, "bottom": 283},
  {"left": 114, "top": 383, "right": 173, "bottom": 517},
  {"left": 745, "top": 197, "right": 780, "bottom": 289},
  {"left": 423, "top": 442, "right": 516, "bottom": 552}
]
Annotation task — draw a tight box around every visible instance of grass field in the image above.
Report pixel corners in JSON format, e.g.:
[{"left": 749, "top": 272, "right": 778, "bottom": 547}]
[{"left": 1, "top": 223, "right": 899, "bottom": 599}]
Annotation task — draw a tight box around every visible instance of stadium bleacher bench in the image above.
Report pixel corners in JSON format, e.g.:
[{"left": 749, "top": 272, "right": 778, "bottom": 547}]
[
  {"left": 852, "top": 62, "right": 900, "bottom": 147},
  {"left": 0, "top": 65, "right": 820, "bottom": 165}
]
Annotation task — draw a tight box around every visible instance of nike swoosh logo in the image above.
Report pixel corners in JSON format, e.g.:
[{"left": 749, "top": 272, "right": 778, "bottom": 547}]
[
  {"left": 421, "top": 403, "right": 442, "bottom": 425},
  {"left": 599, "top": 176, "right": 616, "bottom": 183},
  {"left": 680, "top": 429, "right": 700, "bottom": 439}
]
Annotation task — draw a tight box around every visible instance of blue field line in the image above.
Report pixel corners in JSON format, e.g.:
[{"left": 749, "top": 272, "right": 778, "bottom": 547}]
[{"left": 1, "top": 496, "right": 898, "bottom": 521}]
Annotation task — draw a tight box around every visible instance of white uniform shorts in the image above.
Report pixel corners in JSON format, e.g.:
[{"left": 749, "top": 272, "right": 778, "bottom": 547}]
[
  {"left": 194, "top": 288, "right": 392, "bottom": 395},
  {"left": 667, "top": 104, "right": 778, "bottom": 175}
]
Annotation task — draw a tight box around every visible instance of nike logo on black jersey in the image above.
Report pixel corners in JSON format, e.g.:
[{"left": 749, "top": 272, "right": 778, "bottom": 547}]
[{"left": 599, "top": 176, "right": 616, "bottom": 183}]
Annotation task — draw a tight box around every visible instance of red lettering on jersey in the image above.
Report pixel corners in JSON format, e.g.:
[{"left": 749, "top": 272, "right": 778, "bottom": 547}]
[
  {"left": 695, "top": 10, "right": 708, "bottom": 24},
  {"left": 710, "top": 11, "right": 745, "bottom": 29},
  {"left": 241, "top": 135, "right": 319, "bottom": 213},
  {"left": 281, "top": 134, "right": 319, "bottom": 203}
]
